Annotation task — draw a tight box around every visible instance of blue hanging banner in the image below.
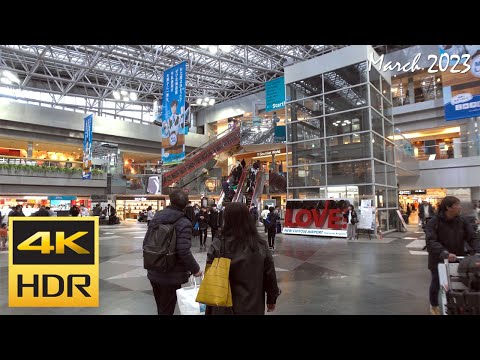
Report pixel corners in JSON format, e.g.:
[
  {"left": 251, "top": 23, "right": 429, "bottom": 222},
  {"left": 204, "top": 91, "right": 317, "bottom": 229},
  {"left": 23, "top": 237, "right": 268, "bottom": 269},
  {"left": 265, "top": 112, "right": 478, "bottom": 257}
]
[
  {"left": 265, "top": 77, "right": 285, "bottom": 113},
  {"left": 82, "top": 114, "right": 93, "bottom": 179},
  {"left": 161, "top": 61, "right": 187, "bottom": 165}
]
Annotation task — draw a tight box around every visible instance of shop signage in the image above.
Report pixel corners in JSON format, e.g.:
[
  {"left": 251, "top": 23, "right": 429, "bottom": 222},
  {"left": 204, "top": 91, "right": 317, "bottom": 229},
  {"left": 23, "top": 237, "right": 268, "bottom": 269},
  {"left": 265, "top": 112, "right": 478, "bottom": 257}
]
[
  {"left": 134, "top": 197, "right": 147, "bottom": 201},
  {"left": 398, "top": 189, "right": 427, "bottom": 195},
  {"left": 256, "top": 149, "right": 282, "bottom": 157},
  {"left": 283, "top": 199, "right": 353, "bottom": 238},
  {"left": 48, "top": 196, "right": 77, "bottom": 201}
]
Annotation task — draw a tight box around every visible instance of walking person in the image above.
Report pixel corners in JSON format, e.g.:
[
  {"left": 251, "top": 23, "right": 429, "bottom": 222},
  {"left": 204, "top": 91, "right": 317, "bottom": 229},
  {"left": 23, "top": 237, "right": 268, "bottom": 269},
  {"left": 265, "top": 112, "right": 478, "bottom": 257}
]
[
  {"left": 266, "top": 207, "right": 280, "bottom": 250},
  {"left": 343, "top": 205, "right": 358, "bottom": 240},
  {"left": 205, "top": 202, "right": 281, "bottom": 315},
  {"left": 425, "top": 196, "right": 480, "bottom": 315},
  {"left": 146, "top": 206, "right": 155, "bottom": 226},
  {"left": 208, "top": 204, "right": 222, "bottom": 242},
  {"left": 261, "top": 205, "right": 270, "bottom": 233},
  {"left": 146, "top": 189, "right": 202, "bottom": 315},
  {"left": 196, "top": 206, "right": 209, "bottom": 249}
]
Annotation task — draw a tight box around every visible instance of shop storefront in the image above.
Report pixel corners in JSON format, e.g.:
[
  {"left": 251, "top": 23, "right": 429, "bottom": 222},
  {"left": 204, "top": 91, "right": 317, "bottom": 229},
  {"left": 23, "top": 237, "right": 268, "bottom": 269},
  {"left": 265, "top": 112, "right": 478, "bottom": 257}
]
[
  {"left": 398, "top": 188, "right": 446, "bottom": 212},
  {"left": 115, "top": 195, "right": 167, "bottom": 220},
  {"left": 0, "top": 195, "right": 91, "bottom": 216}
]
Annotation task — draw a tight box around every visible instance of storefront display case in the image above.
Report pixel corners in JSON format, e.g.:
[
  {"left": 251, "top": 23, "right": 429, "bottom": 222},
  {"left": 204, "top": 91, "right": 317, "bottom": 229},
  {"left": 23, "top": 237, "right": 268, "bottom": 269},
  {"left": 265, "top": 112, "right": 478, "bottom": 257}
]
[{"left": 115, "top": 195, "right": 167, "bottom": 220}]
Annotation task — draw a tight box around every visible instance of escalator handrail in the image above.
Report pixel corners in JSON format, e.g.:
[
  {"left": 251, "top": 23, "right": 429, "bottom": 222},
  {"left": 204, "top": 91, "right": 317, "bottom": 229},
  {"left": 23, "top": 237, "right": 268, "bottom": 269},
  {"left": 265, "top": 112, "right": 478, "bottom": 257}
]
[{"left": 232, "top": 166, "right": 249, "bottom": 203}]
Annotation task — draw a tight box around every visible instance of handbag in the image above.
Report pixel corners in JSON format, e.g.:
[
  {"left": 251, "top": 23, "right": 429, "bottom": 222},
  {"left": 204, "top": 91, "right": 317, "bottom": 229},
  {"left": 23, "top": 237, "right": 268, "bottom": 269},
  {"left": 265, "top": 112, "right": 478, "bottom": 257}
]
[
  {"left": 176, "top": 276, "right": 206, "bottom": 315},
  {"left": 195, "top": 238, "right": 233, "bottom": 307}
]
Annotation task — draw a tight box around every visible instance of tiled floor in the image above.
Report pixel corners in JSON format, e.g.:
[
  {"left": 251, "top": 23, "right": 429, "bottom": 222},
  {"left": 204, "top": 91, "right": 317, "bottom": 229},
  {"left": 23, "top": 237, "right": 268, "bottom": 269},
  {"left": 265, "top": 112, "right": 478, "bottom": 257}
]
[{"left": 0, "top": 221, "right": 431, "bottom": 315}]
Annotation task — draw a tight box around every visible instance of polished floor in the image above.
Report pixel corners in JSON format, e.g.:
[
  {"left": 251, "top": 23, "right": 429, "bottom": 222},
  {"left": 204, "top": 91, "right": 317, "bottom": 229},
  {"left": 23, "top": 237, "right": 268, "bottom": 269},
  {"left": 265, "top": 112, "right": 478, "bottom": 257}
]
[{"left": 0, "top": 217, "right": 431, "bottom": 315}]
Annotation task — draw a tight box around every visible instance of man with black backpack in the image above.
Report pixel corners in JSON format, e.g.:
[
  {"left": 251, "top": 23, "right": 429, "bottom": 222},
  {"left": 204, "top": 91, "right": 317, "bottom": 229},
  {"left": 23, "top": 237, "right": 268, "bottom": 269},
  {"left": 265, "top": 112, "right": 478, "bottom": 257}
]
[{"left": 144, "top": 189, "right": 202, "bottom": 315}]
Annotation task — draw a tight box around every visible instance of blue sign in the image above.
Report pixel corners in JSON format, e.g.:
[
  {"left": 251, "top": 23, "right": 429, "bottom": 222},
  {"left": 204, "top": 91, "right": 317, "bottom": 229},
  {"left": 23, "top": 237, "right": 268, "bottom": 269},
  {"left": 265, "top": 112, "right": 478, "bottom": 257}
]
[
  {"left": 439, "top": 45, "right": 480, "bottom": 121},
  {"left": 274, "top": 125, "right": 286, "bottom": 143},
  {"left": 82, "top": 114, "right": 93, "bottom": 179},
  {"left": 161, "top": 61, "right": 187, "bottom": 165},
  {"left": 48, "top": 196, "right": 77, "bottom": 200},
  {"left": 265, "top": 77, "right": 285, "bottom": 113}
]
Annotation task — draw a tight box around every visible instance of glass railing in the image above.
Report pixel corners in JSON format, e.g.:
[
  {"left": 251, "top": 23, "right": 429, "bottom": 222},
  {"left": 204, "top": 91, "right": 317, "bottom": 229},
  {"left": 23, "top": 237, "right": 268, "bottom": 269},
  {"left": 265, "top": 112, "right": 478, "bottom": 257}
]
[
  {"left": 240, "top": 116, "right": 286, "bottom": 145},
  {"left": 413, "top": 140, "right": 480, "bottom": 161}
]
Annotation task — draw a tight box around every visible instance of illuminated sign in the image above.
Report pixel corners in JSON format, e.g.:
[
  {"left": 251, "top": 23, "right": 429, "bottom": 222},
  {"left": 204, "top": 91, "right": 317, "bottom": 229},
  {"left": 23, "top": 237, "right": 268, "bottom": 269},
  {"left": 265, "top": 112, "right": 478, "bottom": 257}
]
[
  {"left": 283, "top": 199, "right": 353, "bottom": 238},
  {"left": 256, "top": 149, "right": 282, "bottom": 157}
]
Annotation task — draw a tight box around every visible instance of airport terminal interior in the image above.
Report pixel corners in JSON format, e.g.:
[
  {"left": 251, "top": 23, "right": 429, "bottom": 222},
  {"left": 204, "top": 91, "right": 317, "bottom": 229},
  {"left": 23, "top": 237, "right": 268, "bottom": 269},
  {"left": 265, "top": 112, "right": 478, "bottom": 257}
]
[{"left": 0, "top": 45, "right": 479, "bottom": 315}]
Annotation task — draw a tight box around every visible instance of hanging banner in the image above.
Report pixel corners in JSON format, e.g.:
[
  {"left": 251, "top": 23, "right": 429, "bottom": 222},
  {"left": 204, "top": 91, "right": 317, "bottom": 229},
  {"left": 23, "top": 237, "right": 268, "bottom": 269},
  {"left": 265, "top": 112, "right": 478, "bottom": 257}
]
[
  {"left": 161, "top": 61, "right": 186, "bottom": 165},
  {"left": 265, "top": 77, "right": 285, "bottom": 113},
  {"left": 440, "top": 45, "right": 480, "bottom": 121},
  {"left": 82, "top": 114, "right": 93, "bottom": 180}
]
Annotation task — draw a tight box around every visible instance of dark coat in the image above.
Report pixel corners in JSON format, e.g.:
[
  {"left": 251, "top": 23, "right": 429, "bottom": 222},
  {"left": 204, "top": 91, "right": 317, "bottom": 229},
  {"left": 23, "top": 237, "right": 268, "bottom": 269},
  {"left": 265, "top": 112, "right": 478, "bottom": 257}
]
[
  {"left": 196, "top": 211, "right": 209, "bottom": 230},
  {"left": 206, "top": 235, "right": 280, "bottom": 315},
  {"left": 343, "top": 210, "right": 358, "bottom": 225},
  {"left": 31, "top": 208, "right": 50, "bottom": 216},
  {"left": 419, "top": 204, "right": 434, "bottom": 220},
  {"left": 146, "top": 206, "right": 200, "bottom": 286},
  {"left": 425, "top": 212, "right": 480, "bottom": 271},
  {"left": 208, "top": 209, "right": 223, "bottom": 229},
  {"left": 185, "top": 205, "right": 195, "bottom": 223}
]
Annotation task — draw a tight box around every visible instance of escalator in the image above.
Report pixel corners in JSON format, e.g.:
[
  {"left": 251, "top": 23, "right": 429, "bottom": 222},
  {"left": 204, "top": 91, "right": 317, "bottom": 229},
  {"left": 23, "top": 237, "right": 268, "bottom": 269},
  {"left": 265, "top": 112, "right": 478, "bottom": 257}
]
[
  {"left": 268, "top": 172, "right": 287, "bottom": 193},
  {"left": 248, "top": 170, "right": 266, "bottom": 209},
  {"left": 163, "top": 125, "right": 241, "bottom": 188},
  {"left": 231, "top": 166, "right": 249, "bottom": 203}
]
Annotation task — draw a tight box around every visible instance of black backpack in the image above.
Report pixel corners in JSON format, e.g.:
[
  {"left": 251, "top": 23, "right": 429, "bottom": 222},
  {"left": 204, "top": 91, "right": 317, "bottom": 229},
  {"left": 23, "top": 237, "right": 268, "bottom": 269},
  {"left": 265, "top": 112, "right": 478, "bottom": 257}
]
[{"left": 143, "top": 216, "right": 184, "bottom": 272}]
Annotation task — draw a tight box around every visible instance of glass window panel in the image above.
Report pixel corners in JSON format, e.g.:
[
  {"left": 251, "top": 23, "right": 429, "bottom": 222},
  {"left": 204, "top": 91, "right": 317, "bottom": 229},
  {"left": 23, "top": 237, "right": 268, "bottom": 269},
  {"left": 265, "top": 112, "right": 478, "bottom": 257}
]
[
  {"left": 387, "top": 188, "right": 398, "bottom": 209},
  {"left": 327, "top": 132, "right": 371, "bottom": 162},
  {"left": 388, "top": 209, "right": 399, "bottom": 231},
  {"left": 377, "top": 210, "right": 387, "bottom": 231},
  {"left": 381, "top": 77, "right": 392, "bottom": 100},
  {"left": 386, "top": 165, "right": 396, "bottom": 187},
  {"left": 287, "top": 119, "right": 323, "bottom": 143},
  {"left": 327, "top": 160, "right": 372, "bottom": 185},
  {"left": 293, "top": 188, "right": 322, "bottom": 200},
  {"left": 325, "top": 107, "right": 369, "bottom": 137},
  {"left": 391, "top": 76, "right": 410, "bottom": 106},
  {"left": 383, "top": 98, "right": 393, "bottom": 121},
  {"left": 369, "top": 66, "right": 381, "bottom": 92},
  {"left": 324, "top": 84, "right": 368, "bottom": 115},
  {"left": 374, "top": 161, "right": 386, "bottom": 185},
  {"left": 375, "top": 186, "right": 387, "bottom": 209},
  {"left": 370, "top": 85, "right": 383, "bottom": 114},
  {"left": 358, "top": 185, "right": 373, "bottom": 197},
  {"left": 287, "top": 96, "right": 324, "bottom": 121},
  {"left": 287, "top": 164, "right": 325, "bottom": 187},
  {"left": 372, "top": 133, "right": 385, "bottom": 161},
  {"left": 385, "top": 140, "right": 395, "bottom": 165},
  {"left": 371, "top": 108, "right": 383, "bottom": 136},
  {"left": 324, "top": 62, "right": 367, "bottom": 92},
  {"left": 290, "top": 139, "right": 325, "bottom": 164},
  {"left": 287, "top": 74, "right": 323, "bottom": 102},
  {"left": 384, "top": 119, "right": 394, "bottom": 139}
]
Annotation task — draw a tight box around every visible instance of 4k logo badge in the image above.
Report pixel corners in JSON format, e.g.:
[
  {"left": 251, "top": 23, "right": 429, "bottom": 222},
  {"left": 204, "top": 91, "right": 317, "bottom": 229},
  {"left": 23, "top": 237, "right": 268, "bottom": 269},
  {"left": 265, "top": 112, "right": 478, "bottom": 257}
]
[{"left": 9, "top": 217, "right": 99, "bottom": 307}]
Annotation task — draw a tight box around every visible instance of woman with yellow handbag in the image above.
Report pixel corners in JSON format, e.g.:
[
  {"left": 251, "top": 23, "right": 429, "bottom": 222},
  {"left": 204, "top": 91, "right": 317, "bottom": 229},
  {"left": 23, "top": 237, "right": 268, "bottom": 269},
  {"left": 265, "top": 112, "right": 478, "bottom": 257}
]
[{"left": 200, "top": 202, "right": 281, "bottom": 315}]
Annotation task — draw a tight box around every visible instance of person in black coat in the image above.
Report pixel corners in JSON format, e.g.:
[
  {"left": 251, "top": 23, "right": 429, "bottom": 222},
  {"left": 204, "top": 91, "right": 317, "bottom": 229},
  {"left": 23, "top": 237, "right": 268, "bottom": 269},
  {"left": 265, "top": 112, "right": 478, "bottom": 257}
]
[
  {"left": 266, "top": 207, "right": 280, "bottom": 250},
  {"left": 185, "top": 201, "right": 195, "bottom": 223},
  {"left": 31, "top": 206, "right": 50, "bottom": 216},
  {"left": 196, "top": 206, "right": 210, "bottom": 249},
  {"left": 146, "top": 189, "right": 202, "bottom": 315},
  {"left": 425, "top": 196, "right": 480, "bottom": 315},
  {"left": 208, "top": 204, "right": 223, "bottom": 242},
  {"left": 206, "top": 203, "right": 280, "bottom": 315}
]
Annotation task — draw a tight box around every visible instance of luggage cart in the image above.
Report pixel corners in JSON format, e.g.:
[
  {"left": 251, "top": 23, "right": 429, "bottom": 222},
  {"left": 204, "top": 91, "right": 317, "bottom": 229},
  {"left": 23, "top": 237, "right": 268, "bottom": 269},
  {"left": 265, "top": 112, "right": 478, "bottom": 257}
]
[{"left": 438, "top": 257, "right": 468, "bottom": 315}]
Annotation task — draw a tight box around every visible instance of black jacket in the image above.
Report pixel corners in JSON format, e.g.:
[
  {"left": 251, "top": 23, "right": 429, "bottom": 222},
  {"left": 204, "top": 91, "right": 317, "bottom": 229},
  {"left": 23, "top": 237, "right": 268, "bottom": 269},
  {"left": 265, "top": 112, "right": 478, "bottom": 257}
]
[
  {"left": 425, "top": 212, "right": 480, "bottom": 271},
  {"left": 195, "top": 211, "right": 209, "bottom": 230},
  {"left": 147, "top": 206, "right": 200, "bottom": 286},
  {"left": 185, "top": 206, "right": 195, "bottom": 223},
  {"left": 343, "top": 210, "right": 358, "bottom": 225},
  {"left": 31, "top": 208, "right": 50, "bottom": 216},
  {"left": 206, "top": 235, "right": 280, "bottom": 315},
  {"left": 208, "top": 209, "right": 223, "bottom": 229}
]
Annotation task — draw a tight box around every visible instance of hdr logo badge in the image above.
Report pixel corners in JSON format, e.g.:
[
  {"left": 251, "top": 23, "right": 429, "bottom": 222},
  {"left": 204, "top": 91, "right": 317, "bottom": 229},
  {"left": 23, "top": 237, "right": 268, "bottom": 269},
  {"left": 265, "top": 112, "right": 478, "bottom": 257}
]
[{"left": 8, "top": 217, "right": 99, "bottom": 307}]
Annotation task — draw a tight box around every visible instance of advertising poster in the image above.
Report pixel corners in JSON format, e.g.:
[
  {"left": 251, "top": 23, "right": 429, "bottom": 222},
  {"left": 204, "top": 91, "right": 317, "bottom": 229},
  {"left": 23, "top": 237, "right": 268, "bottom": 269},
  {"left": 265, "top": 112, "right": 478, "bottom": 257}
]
[
  {"left": 265, "top": 76, "right": 285, "bottom": 113},
  {"left": 82, "top": 114, "right": 93, "bottom": 180},
  {"left": 440, "top": 45, "right": 480, "bottom": 121},
  {"left": 161, "top": 61, "right": 186, "bottom": 165},
  {"left": 358, "top": 199, "right": 374, "bottom": 230},
  {"left": 283, "top": 199, "right": 353, "bottom": 237}
]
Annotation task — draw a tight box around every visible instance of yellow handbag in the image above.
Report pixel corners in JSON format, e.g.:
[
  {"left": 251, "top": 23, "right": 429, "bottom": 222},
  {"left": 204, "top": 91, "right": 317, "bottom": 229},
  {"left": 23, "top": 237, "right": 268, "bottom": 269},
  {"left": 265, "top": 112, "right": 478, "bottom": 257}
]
[{"left": 195, "top": 256, "right": 233, "bottom": 307}]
